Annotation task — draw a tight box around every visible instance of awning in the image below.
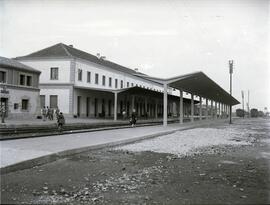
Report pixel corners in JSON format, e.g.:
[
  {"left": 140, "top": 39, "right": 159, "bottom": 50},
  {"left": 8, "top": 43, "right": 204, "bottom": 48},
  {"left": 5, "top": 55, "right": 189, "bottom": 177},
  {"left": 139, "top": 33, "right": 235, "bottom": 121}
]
[
  {"left": 74, "top": 85, "right": 199, "bottom": 103},
  {"left": 117, "top": 86, "right": 199, "bottom": 104},
  {"left": 134, "top": 71, "right": 239, "bottom": 106}
]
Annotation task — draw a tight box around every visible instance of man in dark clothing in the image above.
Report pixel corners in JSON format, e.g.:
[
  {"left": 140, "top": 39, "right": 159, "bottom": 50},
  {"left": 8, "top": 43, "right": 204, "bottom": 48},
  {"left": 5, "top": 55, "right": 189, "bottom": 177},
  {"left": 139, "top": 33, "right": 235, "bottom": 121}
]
[
  {"left": 57, "top": 112, "right": 65, "bottom": 132},
  {"left": 130, "top": 109, "right": 137, "bottom": 127}
]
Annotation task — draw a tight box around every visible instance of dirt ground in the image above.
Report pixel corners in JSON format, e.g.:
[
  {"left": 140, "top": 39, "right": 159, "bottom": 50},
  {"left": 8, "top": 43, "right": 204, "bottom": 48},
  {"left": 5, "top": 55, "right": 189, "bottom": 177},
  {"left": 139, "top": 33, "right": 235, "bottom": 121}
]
[{"left": 1, "top": 118, "right": 270, "bottom": 204}]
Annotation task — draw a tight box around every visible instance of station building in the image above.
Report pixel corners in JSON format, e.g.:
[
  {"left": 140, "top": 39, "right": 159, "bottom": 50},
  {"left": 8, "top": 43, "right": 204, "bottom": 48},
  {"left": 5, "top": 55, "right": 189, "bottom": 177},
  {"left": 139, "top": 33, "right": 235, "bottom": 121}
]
[
  {"left": 15, "top": 43, "right": 239, "bottom": 124},
  {"left": 0, "top": 56, "right": 41, "bottom": 119}
]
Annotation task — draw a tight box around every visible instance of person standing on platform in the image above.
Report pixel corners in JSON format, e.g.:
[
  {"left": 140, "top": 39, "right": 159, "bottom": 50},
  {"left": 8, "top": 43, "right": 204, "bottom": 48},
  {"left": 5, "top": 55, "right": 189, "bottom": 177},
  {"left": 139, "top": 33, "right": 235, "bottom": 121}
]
[{"left": 130, "top": 109, "right": 137, "bottom": 127}]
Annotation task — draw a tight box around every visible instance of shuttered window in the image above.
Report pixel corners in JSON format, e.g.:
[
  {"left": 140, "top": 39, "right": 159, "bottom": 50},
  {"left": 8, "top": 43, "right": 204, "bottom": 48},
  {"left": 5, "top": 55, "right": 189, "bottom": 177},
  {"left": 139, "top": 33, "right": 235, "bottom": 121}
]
[{"left": 50, "top": 95, "right": 58, "bottom": 108}]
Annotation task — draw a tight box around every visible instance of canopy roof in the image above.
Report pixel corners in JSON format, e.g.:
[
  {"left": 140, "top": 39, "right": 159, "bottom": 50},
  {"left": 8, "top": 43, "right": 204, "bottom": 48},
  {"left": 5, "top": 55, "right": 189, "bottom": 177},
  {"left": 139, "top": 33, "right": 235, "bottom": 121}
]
[
  {"left": 117, "top": 86, "right": 199, "bottom": 103},
  {"left": 135, "top": 71, "right": 239, "bottom": 106},
  {"left": 74, "top": 85, "right": 199, "bottom": 104}
]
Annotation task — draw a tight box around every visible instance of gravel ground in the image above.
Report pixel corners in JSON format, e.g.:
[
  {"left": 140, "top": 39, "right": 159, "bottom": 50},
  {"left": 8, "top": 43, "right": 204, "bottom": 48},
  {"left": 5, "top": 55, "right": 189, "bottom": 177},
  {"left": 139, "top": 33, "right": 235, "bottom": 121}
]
[{"left": 1, "top": 118, "right": 270, "bottom": 204}]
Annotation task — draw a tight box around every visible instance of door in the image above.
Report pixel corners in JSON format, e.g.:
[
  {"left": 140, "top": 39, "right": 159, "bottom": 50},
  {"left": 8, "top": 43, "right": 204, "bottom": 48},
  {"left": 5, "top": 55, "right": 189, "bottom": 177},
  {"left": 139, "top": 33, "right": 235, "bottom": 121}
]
[
  {"left": 102, "top": 99, "right": 105, "bottom": 117},
  {"left": 94, "top": 98, "right": 98, "bottom": 117},
  {"left": 108, "top": 100, "right": 111, "bottom": 116},
  {"left": 77, "top": 96, "right": 81, "bottom": 117},
  {"left": 86, "top": 97, "right": 90, "bottom": 117},
  {"left": 0, "top": 98, "right": 8, "bottom": 117},
  {"left": 50, "top": 95, "right": 58, "bottom": 108}
]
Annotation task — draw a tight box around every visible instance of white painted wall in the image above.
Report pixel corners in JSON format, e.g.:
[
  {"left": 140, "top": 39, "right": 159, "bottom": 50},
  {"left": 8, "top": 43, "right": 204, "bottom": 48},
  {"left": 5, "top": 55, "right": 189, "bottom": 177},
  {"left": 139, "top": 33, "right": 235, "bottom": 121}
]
[
  {"left": 74, "top": 59, "right": 164, "bottom": 92},
  {"left": 6, "top": 88, "right": 40, "bottom": 118},
  {"left": 19, "top": 59, "right": 71, "bottom": 84},
  {"left": 40, "top": 88, "right": 70, "bottom": 114}
]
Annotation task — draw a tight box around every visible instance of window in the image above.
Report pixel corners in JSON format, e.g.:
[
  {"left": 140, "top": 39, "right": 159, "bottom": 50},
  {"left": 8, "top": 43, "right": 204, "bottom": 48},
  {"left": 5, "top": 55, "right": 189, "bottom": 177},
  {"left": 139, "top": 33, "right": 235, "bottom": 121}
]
[
  {"left": 115, "top": 79, "right": 118, "bottom": 88},
  {"left": 0, "top": 71, "right": 6, "bottom": 83},
  {"left": 14, "top": 103, "right": 19, "bottom": 110},
  {"left": 50, "top": 95, "right": 58, "bottom": 108},
  {"left": 21, "top": 99, "right": 29, "bottom": 110},
  {"left": 121, "top": 80, "right": 123, "bottom": 88},
  {"left": 20, "top": 74, "right": 25, "bottom": 85},
  {"left": 26, "top": 76, "right": 32, "bottom": 86},
  {"left": 87, "top": 71, "right": 91, "bottom": 83},
  {"left": 102, "top": 75, "right": 106, "bottom": 86},
  {"left": 78, "top": 69, "right": 82, "bottom": 81},
  {"left": 131, "top": 83, "right": 134, "bottom": 87},
  {"left": 127, "top": 82, "right": 129, "bottom": 87},
  {"left": 95, "top": 73, "right": 99, "bottom": 84},
  {"left": 109, "top": 77, "right": 112, "bottom": 87},
  {"left": 50, "top": 67, "right": 58, "bottom": 80}
]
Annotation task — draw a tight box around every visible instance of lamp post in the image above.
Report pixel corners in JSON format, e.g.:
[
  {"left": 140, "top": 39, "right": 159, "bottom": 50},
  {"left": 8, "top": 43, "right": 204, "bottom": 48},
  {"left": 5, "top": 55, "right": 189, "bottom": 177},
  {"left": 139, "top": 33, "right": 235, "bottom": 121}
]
[{"left": 229, "top": 60, "right": 234, "bottom": 124}]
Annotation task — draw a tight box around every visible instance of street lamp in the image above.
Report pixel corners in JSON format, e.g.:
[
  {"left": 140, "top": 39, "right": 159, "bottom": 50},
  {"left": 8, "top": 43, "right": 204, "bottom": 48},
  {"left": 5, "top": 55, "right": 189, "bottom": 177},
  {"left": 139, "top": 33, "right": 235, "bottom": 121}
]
[{"left": 229, "top": 60, "right": 234, "bottom": 124}]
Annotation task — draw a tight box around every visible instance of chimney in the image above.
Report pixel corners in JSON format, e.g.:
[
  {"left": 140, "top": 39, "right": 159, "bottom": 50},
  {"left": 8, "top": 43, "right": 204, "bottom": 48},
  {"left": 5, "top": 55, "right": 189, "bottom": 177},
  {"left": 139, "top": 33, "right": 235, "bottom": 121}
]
[
  {"left": 100, "top": 56, "right": 106, "bottom": 60},
  {"left": 69, "top": 45, "right": 73, "bottom": 48}
]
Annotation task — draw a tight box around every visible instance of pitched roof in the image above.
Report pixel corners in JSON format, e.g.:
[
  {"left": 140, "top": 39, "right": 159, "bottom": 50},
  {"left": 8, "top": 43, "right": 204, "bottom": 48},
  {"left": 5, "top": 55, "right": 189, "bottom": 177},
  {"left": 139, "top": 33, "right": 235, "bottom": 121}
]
[
  {"left": 15, "top": 43, "right": 145, "bottom": 76},
  {"left": 0, "top": 56, "right": 41, "bottom": 73}
]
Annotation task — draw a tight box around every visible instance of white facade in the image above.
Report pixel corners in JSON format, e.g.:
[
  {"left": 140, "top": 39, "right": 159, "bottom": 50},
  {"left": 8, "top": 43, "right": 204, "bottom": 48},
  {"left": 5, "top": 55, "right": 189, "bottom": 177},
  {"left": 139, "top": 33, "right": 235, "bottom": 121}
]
[
  {"left": 21, "top": 59, "right": 71, "bottom": 84},
  {"left": 74, "top": 59, "right": 164, "bottom": 92},
  {"left": 19, "top": 56, "right": 172, "bottom": 118}
]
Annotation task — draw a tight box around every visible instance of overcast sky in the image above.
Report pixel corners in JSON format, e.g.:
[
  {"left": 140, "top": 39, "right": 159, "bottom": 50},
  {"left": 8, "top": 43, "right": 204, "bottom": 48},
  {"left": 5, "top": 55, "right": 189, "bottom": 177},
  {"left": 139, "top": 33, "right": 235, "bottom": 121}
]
[{"left": 0, "top": 0, "right": 269, "bottom": 111}]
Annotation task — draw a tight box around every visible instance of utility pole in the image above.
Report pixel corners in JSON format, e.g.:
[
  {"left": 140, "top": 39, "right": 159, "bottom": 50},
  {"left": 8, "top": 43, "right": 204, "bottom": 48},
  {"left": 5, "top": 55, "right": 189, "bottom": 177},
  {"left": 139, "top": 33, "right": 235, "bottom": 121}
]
[
  {"left": 241, "top": 90, "right": 245, "bottom": 118},
  {"left": 229, "top": 60, "right": 234, "bottom": 124},
  {"left": 247, "top": 90, "right": 250, "bottom": 117}
]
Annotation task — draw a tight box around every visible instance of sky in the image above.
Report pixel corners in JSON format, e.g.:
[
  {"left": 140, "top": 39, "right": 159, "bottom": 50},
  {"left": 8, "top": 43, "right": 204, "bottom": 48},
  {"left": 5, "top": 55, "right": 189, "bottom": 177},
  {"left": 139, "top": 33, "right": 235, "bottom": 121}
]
[{"left": 0, "top": 0, "right": 269, "bottom": 111}]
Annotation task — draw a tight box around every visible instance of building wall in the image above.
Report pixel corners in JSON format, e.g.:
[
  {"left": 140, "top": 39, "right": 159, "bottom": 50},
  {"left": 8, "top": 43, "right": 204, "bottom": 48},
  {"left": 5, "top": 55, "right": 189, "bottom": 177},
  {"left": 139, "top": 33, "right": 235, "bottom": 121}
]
[
  {"left": 2, "top": 86, "right": 40, "bottom": 119},
  {"left": 74, "top": 59, "right": 164, "bottom": 92},
  {"left": 73, "top": 88, "right": 114, "bottom": 118},
  {"left": 19, "top": 59, "right": 71, "bottom": 84},
  {"left": 18, "top": 58, "right": 178, "bottom": 119},
  {"left": 39, "top": 85, "right": 72, "bottom": 114}
]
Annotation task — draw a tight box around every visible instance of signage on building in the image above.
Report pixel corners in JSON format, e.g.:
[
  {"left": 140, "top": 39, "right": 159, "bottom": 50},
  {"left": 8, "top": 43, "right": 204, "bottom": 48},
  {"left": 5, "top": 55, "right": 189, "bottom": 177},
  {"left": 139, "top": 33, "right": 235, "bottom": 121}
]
[{"left": 0, "top": 85, "right": 9, "bottom": 98}]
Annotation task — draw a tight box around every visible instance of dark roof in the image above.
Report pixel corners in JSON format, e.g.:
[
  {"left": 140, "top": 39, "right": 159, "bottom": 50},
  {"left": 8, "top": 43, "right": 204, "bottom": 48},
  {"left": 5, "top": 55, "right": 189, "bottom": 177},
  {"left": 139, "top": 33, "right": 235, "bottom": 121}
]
[
  {"left": 139, "top": 71, "right": 239, "bottom": 105},
  {"left": 15, "top": 43, "right": 146, "bottom": 76},
  {"left": 117, "top": 86, "right": 199, "bottom": 103},
  {"left": 0, "top": 56, "right": 41, "bottom": 73}
]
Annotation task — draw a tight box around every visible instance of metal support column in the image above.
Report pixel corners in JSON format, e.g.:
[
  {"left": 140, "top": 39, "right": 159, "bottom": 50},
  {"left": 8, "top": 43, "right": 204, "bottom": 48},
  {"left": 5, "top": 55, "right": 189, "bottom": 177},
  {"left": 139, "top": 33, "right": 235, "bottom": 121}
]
[
  {"left": 114, "top": 92, "right": 118, "bottom": 121},
  {"left": 179, "top": 90, "right": 183, "bottom": 124},
  {"left": 191, "top": 94, "right": 194, "bottom": 122},
  {"left": 199, "top": 96, "right": 202, "bottom": 120},
  {"left": 215, "top": 101, "right": 218, "bottom": 119},
  {"left": 218, "top": 102, "right": 221, "bottom": 118},
  {"left": 206, "top": 98, "right": 209, "bottom": 119},
  {"left": 211, "top": 100, "right": 213, "bottom": 119},
  {"left": 163, "top": 83, "right": 168, "bottom": 126}
]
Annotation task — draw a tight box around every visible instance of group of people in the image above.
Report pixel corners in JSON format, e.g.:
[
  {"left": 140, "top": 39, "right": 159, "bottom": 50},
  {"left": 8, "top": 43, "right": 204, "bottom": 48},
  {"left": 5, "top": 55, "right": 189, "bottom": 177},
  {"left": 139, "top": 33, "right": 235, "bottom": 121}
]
[
  {"left": 41, "top": 106, "right": 65, "bottom": 132},
  {"left": 41, "top": 106, "right": 57, "bottom": 121}
]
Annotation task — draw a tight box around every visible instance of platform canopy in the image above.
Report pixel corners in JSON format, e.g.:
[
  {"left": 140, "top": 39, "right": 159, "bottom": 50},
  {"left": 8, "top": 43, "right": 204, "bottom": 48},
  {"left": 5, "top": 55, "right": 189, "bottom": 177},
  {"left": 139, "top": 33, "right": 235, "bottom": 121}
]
[{"left": 135, "top": 71, "right": 239, "bottom": 106}]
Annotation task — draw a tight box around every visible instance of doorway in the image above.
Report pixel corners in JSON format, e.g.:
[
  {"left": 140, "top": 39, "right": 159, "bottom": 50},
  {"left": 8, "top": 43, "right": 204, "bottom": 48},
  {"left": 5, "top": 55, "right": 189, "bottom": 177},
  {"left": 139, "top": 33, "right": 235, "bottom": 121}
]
[
  {"left": 108, "top": 100, "right": 111, "bottom": 117},
  {"left": 94, "top": 98, "right": 98, "bottom": 117},
  {"left": 77, "top": 96, "right": 81, "bottom": 117},
  {"left": 86, "top": 97, "right": 90, "bottom": 117},
  {"left": 0, "top": 98, "right": 8, "bottom": 117}
]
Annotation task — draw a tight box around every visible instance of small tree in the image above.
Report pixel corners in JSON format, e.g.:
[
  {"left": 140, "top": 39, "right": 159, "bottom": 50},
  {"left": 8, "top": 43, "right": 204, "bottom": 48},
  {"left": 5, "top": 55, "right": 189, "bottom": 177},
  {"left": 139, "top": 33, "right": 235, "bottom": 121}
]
[
  {"left": 250, "top": 108, "right": 258, "bottom": 117},
  {"left": 236, "top": 109, "right": 244, "bottom": 117}
]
